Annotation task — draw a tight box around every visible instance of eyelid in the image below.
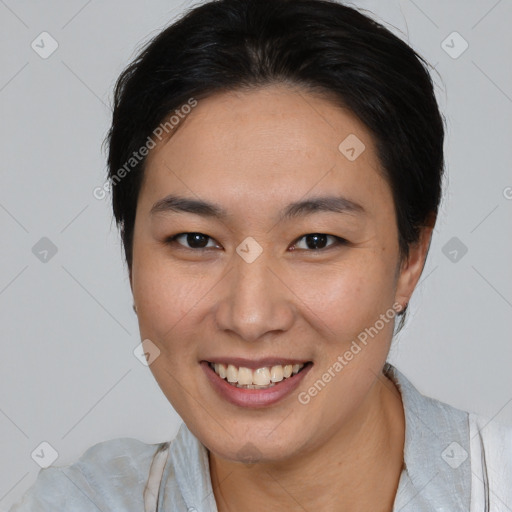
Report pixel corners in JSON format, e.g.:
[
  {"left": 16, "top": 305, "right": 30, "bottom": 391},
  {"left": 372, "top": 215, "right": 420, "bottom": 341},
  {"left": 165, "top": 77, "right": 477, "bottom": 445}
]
[
  {"left": 165, "top": 232, "right": 220, "bottom": 250},
  {"left": 291, "top": 233, "right": 347, "bottom": 251}
]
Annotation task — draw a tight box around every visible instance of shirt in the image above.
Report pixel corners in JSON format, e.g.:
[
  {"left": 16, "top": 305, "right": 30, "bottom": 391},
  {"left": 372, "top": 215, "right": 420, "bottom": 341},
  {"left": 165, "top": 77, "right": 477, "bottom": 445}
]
[{"left": 8, "top": 362, "right": 512, "bottom": 511}]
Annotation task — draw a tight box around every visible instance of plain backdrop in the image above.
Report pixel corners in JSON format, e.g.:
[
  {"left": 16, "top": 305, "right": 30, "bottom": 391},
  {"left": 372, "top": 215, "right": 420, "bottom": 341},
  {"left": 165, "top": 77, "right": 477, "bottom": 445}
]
[{"left": 1, "top": 0, "right": 511, "bottom": 508}]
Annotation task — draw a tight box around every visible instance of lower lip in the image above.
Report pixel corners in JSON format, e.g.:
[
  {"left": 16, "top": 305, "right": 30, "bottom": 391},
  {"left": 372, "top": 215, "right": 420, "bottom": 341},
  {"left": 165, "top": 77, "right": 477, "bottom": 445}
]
[{"left": 201, "top": 361, "right": 312, "bottom": 408}]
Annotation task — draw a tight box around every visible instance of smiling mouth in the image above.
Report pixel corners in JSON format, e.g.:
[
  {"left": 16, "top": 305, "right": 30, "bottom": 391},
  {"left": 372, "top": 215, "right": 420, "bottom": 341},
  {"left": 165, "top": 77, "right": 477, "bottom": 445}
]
[{"left": 207, "top": 361, "right": 312, "bottom": 389}]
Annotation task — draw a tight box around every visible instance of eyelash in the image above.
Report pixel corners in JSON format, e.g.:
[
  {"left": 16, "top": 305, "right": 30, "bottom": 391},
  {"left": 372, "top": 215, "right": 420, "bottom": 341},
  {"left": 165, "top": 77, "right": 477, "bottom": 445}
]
[{"left": 164, "top": 232, "right": 348, "bottom": 252}]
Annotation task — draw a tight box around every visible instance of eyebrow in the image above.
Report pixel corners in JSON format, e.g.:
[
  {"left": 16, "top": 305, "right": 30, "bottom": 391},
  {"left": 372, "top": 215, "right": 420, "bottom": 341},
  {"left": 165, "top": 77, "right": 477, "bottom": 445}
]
[{"left": 150, "top": 194, "right": 365, "bottom": 221}]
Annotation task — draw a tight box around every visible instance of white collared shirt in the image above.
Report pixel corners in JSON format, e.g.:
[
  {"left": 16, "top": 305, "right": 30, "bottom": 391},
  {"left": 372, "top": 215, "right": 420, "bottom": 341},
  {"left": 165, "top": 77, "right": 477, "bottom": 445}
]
[{"left": 9, "top": 363, "right": 512, "bottom": 511}]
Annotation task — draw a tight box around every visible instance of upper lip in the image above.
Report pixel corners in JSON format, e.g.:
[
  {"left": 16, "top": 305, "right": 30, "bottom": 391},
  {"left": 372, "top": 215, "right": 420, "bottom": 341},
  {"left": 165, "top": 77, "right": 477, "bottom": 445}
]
[{"left": 203, "top": 357, "right": 312, "bottom": 370}]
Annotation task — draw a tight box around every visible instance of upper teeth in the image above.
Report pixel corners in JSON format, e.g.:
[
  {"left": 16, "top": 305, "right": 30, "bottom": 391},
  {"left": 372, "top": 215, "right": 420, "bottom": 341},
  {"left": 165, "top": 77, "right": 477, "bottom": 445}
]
[{"left": 211, "top": 363, "right": 305, "bottom": 386}]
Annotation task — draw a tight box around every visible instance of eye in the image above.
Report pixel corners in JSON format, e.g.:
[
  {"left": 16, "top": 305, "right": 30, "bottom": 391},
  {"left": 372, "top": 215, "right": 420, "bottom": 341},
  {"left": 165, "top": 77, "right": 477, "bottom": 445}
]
[
  {"left": 165, "top": 232, "right": 220, "bottom": 250},
  {"left": 164, "top": 232, "right": 346, "bottom": 252},
  {"left": 291, "top": 233, "right": 346, "bottom": 251}
]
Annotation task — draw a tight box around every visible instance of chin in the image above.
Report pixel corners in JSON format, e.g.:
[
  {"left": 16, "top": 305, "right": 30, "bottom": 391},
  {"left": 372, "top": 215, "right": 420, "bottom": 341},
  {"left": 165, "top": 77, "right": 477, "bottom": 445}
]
[{"left": 201, "top": 422, "right": 313, "bottom": 465}]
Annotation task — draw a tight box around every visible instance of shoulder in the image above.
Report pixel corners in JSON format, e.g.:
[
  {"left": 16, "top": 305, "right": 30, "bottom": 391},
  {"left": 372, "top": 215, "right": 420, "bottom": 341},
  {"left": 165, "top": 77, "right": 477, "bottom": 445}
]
[{"left": 9, "top": 437, "right": 166, "bottom": 512}]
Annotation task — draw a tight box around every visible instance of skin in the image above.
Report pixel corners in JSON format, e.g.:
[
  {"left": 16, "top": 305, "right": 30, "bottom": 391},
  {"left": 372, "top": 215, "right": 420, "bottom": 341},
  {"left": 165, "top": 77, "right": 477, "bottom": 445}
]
[{"left": 130, "top": 84, "right": 434, "bottom": 511}]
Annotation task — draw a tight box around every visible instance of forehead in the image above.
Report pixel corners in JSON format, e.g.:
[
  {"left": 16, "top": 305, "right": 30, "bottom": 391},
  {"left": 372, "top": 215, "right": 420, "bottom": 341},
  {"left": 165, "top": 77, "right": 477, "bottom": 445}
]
[{"left": 140, "top": 85, "right": 391, "bottom": 217}]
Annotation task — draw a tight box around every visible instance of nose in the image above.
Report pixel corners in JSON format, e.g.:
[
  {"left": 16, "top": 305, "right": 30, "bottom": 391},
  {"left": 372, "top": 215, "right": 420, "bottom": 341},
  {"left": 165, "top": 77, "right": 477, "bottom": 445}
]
[{"left": 214, "top": 250, "right": 295, "bottom": 343}]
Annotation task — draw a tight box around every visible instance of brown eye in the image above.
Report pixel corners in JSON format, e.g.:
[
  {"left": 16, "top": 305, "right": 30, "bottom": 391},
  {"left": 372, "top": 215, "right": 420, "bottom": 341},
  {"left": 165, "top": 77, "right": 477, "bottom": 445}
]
[
  {"left": 292, "top": 234, "right": 346, "bottom": 251},
  {"left": 166, "top": 232, "right": 219, "bottom": 250}
]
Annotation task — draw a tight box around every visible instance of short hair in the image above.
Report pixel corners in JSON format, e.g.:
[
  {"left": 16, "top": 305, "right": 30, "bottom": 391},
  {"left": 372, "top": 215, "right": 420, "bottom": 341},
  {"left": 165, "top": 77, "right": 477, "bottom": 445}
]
[{"left": 105, "top": 0, "right": 445, "bottom": 328}]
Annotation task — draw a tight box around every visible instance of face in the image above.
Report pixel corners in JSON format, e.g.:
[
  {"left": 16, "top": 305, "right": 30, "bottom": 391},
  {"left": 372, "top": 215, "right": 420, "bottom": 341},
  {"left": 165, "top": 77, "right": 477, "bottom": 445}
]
[{"left": 130, "top": 84, "right": 423, "bottom": 463}]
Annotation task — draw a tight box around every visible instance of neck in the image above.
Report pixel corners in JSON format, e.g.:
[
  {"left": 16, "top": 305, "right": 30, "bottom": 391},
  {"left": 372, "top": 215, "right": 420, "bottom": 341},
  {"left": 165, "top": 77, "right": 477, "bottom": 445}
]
[{"left": 209, "top": 372, "right": 405, "bottom": 512}]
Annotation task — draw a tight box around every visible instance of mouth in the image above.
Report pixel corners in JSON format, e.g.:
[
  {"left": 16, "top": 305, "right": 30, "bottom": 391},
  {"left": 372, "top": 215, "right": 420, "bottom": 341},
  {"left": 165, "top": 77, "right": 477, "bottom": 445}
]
[{"left": 201, "top": 359, "right": 313, "bottom": 408}]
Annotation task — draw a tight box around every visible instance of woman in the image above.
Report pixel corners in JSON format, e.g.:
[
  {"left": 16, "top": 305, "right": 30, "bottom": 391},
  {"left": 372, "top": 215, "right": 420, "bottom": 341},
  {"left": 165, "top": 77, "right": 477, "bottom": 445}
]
[{"left": 10, "top": 0, "right": 511, "bottom": 511}]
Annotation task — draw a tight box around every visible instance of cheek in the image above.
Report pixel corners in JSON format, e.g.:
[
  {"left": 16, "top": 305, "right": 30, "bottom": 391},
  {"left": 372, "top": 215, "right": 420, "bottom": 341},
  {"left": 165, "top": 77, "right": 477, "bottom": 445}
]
[
  {"left": 131, "top": 246, "right": 212, "bottom": 343},
  {"left": 131, "top": 250, "right": 210, "bottom": 416},
  {"left": 292, "top": 249, "right": 397, "bottom": 339}
]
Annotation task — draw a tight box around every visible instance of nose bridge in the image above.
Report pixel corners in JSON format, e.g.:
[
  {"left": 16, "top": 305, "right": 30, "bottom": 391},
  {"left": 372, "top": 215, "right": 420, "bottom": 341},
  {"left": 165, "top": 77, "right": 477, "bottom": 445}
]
[{"left": 215, "top": 246, "right": 293, "bottom": 341}]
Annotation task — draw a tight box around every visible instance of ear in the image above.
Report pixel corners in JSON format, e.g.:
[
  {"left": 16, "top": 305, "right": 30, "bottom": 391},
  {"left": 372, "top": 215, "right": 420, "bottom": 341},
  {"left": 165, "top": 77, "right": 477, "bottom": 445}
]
[
  {"left": 128, "top": 264, "right": 135, "bottom": 303},
  {"left": 395, "top": 215, "right": 436, "bottom": 309},
  {"left": 129, "top": 269, "right": 138, "bottom": 315}
]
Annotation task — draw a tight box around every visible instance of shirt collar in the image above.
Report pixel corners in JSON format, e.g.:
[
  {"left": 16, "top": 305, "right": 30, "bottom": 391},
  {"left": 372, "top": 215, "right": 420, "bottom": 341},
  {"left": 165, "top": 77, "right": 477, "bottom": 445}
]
[{"left": 384, "top": 362, "right": 471, "bottom": 511}]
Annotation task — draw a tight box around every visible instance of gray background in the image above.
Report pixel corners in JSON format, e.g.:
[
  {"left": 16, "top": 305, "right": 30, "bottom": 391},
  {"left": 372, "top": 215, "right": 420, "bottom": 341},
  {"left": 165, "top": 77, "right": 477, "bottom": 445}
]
[{"left": 1, "top": 0, "right": 511, "bottom": 508}]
